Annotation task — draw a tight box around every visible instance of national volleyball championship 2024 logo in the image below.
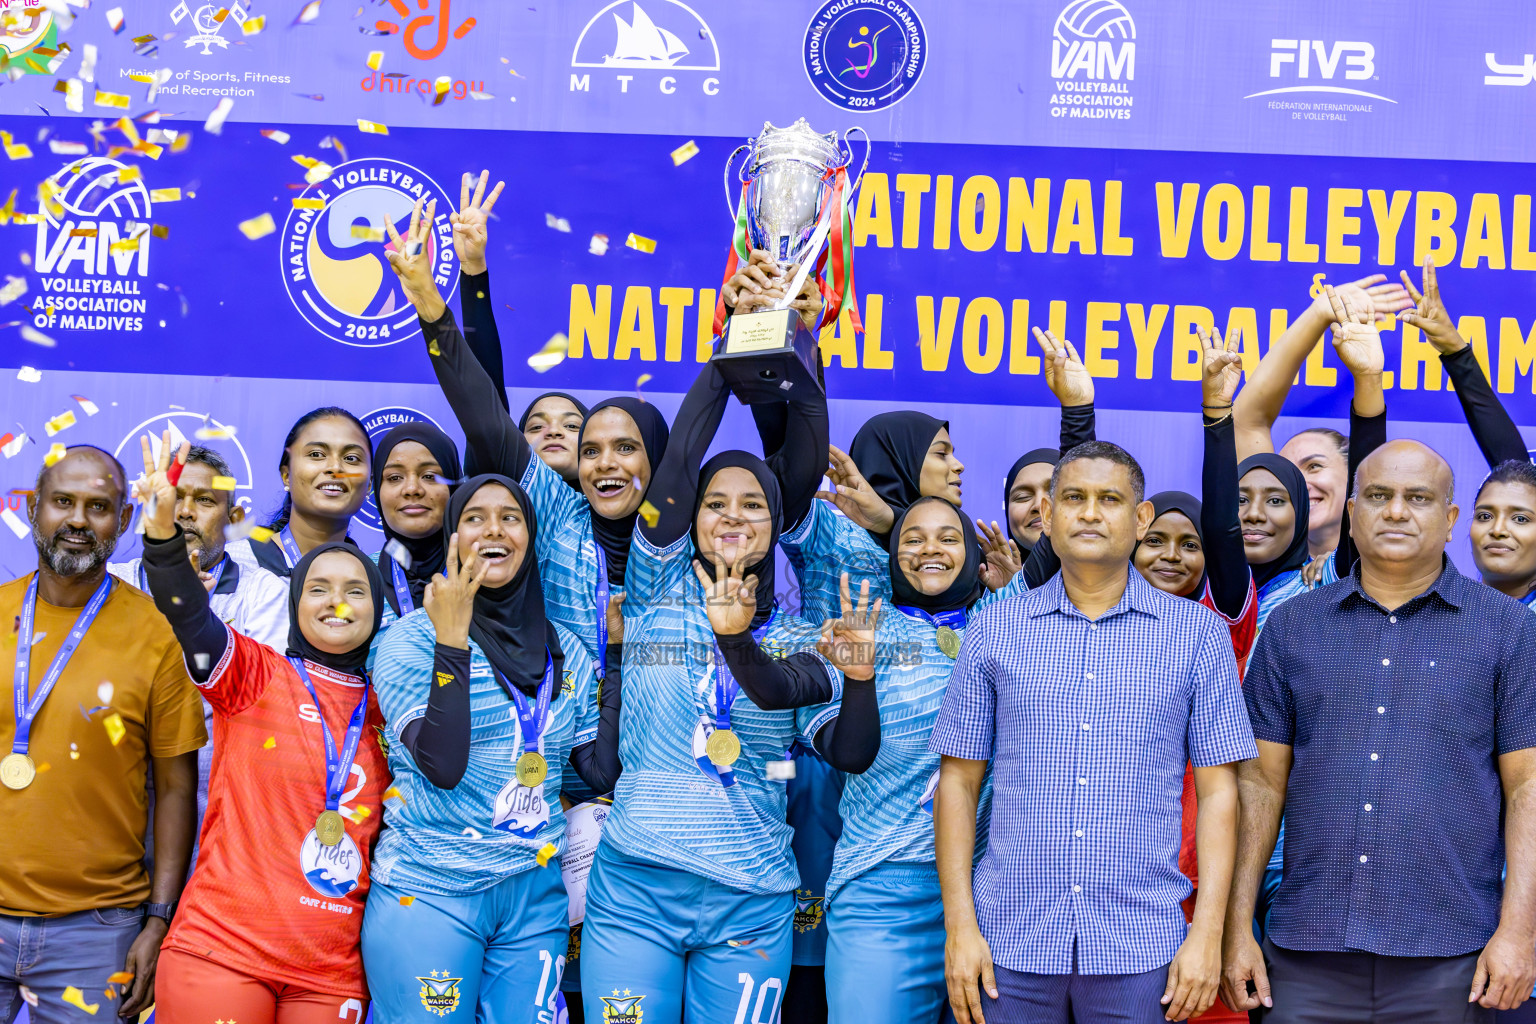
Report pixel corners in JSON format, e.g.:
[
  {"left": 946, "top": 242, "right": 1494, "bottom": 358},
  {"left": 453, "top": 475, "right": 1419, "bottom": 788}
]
[
  {"left": 803, "top": 0, "right": 926, "bottom": 112},
  {"left": 281, "top": 157, "right": 459, "bottom": 348}
]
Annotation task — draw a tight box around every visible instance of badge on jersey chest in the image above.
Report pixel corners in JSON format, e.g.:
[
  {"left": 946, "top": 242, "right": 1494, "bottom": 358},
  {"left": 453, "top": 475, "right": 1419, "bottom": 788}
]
[
  {"left": 300, "top": 827, "right": 363, "bottom": 898},
  {"left": 492, "top": 778, "right": 550, "bottom": 838}
]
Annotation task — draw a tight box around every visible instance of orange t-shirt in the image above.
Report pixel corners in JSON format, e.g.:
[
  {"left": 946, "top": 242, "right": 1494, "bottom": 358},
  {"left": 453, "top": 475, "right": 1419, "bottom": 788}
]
[
  {"left": 0, "top": 573, "right": 207, "bottom": 916},
  {"left": 163, "top": 628, "right": 389, "bottom": 998}
]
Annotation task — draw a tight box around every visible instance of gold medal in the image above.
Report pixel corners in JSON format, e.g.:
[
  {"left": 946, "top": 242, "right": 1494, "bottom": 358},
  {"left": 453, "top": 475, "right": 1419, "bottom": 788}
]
[
  {"left": 0, "top": 752, "right": 36, "bottom": 790},
  {"left": 936, "top": 626, "right": 961, "bottom": 659},
  {"left": 516, "top": 751, "right": 548, "bottom": 788},
  {"left": 315, "top": 809, "right": 346, "bottom": 847},
  {"left": 706, "top": 728, "right": 741, "bottom": 767}
]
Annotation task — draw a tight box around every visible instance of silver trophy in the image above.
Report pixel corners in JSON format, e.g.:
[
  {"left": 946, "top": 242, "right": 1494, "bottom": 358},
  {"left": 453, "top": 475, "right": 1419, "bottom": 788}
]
[{"left": 714, "top": 118, "right": 869, "bottom": 403}]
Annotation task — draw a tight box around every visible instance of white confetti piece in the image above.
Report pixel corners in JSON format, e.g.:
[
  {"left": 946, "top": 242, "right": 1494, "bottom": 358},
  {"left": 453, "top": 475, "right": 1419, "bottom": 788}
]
[
  {"left": 544, "top": 212, "right": 570, "bottom": 233},
  {"left": 16, "top": 366, "right": 41, "bottom": 383},
  {"left": 203, "top": 96, "right": 234, "bottom": 135},
  {"left": 20, "top": 325, "right": 55, "bottom": 347},
  {"left": 588, "top": 233, "right": 609, "bottom": 256},
  {"left": 0, "top": 275, "right": 25, "bottom": 305},
  {"left": 97, "top": 682, "right": 114, "bottom": 704},
  {"left": 383, "top": 538, "right": 412, "bottom": 569},
  {"left": 0, "top": 508, "right": 28, "bottom": 540}
]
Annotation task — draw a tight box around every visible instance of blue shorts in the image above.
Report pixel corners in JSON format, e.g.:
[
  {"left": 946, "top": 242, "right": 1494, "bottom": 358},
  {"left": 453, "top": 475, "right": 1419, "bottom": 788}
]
[
  {"left": 581, "top": 843, "right": 791, "bottom": 1024},
  {"left": 981, "top": 962, "right": 1176, "bottom": 1024},
  {"left": 826, "top": 862, "right": 944, "bottom": 1023},
  {"left": 361, "top": 869, "right": 569, "bottom": 1024},
  {"left": 787, "top": 746, "right": 842, "bottom": 967}
]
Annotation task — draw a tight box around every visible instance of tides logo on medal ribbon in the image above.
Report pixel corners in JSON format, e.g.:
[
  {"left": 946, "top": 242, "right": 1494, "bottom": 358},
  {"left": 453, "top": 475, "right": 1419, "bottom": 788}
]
[
  {"left": 417, "top": 971, "right": 463, "bottom": 1016},
  {"left": 281, "top": 157, "right": 459, "bottom": 348}
]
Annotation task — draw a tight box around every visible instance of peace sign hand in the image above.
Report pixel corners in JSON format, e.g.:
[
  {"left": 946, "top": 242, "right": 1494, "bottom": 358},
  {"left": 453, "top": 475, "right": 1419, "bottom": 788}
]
[
  {"left": 817, "top": 572, "right": 880, "bottom": 681},
  {"left": 451, "top": 169, "right": 504, "bottom": 276},
  {"left": 1035, "top": 327, "right": 1094, "bottom": 407},
  {"left": 425, "top": 532, "right": 490, "bottom": 649},
  {"left": 134, "top": 430, "right": 189, "bottom": 542},
  {"left": 1308, "top": 272, "right": 1413, "bottom": 326},
  {"left": 1198, "top": 324, "right": 1243, "bottom": 411},
  {"left": 692, "top": 553, "right": 759, "bottom": 636},
  {"left": 976, "top": 519, "right": 1022, "bottom": 592},
  {"left": 1397, "top": 258, "right": 1468, "bottom": 355},
  {"left": 818, "top": 443, "right": 895, "bottom": 533},
  {"left": 384, "top": 197, "right": 447, "bottom": 322},
  {"left": 1324, "top": 283, "right": 1385, "bottom": 378}
]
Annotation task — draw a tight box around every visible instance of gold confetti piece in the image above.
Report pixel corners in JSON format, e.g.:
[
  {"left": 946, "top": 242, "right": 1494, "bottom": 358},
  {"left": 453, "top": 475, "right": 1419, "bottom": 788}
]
[
  {"left": 346, "top": 805, "right": 371, "bottom": 823},
  {"left": 427, "top": 339, "right": 441, "bottom": 357},
  {"left": 2, "top": 135, "right": 32, "bottom": 160},
  {"left": 432, "top": 76, "right": 451, "bottom": 106},
  {"left": 171, "top": 133, "right": 192, "bottom": 153},
  {"left": 133, "top": 141, "right": 164, "bottom": 160},
  {"left": 70, "top": 745, "right": 79, "bottom": 760},
  {"left": 105, "top": 972, "right": 133, "bottom": 985},
  {"left": 114, "top": 116, "right": 142, "bottom": 145},
  {"left": 242, "top": 14, "right": 265, "bottom": 34},
  {"left": 94, "top": 90, "right": 130, "bottom": 110},
  {"left": 636, "top": 373, "right": 653, "bottom": 388},
  {"left": 109, "top": 238, "right": 140, "bottom": 255},
  {"left": 349, "top": 224, "right": 383, "bottom": 242},
  {"left": 43, "top": 443, "right": 67, "bottom": 467},
  {"left": 150, "top": 187, "right": 181, "bottom": 202},
  {"left": 263, "top": 736, "right": 276, "bottom": 749},
  {"left": 296, "top": 0, "right": 322, "bottom": 24},
  {"left": 356, "top": 118, "right": 388, "bottom": 135},
  {"left": 152, "top": 224, "right": 169, "bottom": 239},
  {"left": 261, "top": 128, "right": 290, "bottom": 144},
  {"left": 45, "top": 410, "right": 77, "bottom": 436},
  {"left": 670, "top": 139, "right": 700, "bottom": 165},
  {"left": 304, "top": 162, "right": 334, "bottom": 185},
  {"left": 63, "top": 986, "right": 99, "bottom": 1015},
  {"left": 70, "top": 228, "right": 99, "bottom": 238},
  {"left": 211, "top": 475, "right": 237, "bottom": 491},
  {"left": 527, "top": 333, "right": 568, "bottom": 373},
  {"left": 98, "top": 682, "right": 114, "bottom": 704},
  {"left": 103, "top": 713, "right": 126, "bottom": 746},
  {"left": 249, "top": 526, "right": 275, "bottom": 543},
  {"left": 116, "top": 165, "right": 142, "bottom": 183},
  {"left": 399, "top": 895, "right": 415, "bottom": 906},
  {"left": 292, "top": 154, "right": 321, "bottom": 169},
  {"left": 384, "top": 785, "right": 403, "bottom": 801},
  {"left": 625, "top": 232, "right": 657, "bottom": 254},
  {"left": 238, "top": 212, "right": 275, "bottom": 240},
  {"left": 336, "top": 602, "right": 352, "bottom": 618},
  {"left": 366, "top": 50, "right": 383, "bottom": 71},
  {"left": 638, "top": 500, "right": 660, "bottom": 528},
  {"left": 292, "top": 197, "right": 325, "bottom": 210},
  {"left": 536, "top": 842, "right": 558, "bottom": 867}
]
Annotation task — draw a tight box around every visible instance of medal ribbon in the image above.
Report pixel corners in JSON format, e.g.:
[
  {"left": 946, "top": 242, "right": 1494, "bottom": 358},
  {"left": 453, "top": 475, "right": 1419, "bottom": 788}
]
[
  {"left": 593, "top": 545, "right": 608, "bottom": 681},
  {"left": 387, "top": 555, "right": 414, "bottom": 616},
  {"left": 288, "top": 657, "right": 369, "bottom": 814},
  {"left": 12, "top": 575, "right": 112, "bottom": 756},
  {"left": 498, "top": 654, "right": 556, "bottom": 765},
  {"left": 708, "top": 612, "right": 776, "bottom": 733},
  {"left": 894, "top": 605, "right": 968, "bottom": 632},
  {"left": 276, "top": 526, "right": 303, "bottom": 568},
  {"left": 140, "top": 554, "right": 226, "bottom": 595}
]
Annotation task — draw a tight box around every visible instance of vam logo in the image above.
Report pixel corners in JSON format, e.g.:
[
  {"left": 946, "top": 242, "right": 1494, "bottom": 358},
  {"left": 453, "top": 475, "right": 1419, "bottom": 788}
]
[
  {"left": 803, "top": 0, "right": 926, "bottom": 112},
  {"left": 353, "top": 406, "right": 446, "bottom": 533},
  {"left": 569, "top": 1, "right": 719, "bottom": 96},
  {"left": 170, "top": 1, "right": 248, "bottom": 54},
  {"left": 1048, "top": 0, "right": 1136, "bottom": 120},
  {"left": 280, "top": 157, "right": 459, "bottom": 348},
  {"left": 1245, "top": 39, "right": 1395, "bottom": 103}
]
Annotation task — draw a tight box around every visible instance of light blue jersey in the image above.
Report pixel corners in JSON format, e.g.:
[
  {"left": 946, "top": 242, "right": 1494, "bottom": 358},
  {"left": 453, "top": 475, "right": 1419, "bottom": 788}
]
[
  {"left": 1255, "top": 552, "right": 1338, "bottom": 634},
  {"left": 521, "top": 454, "right": 605, "bottom": 663},
  {"left": 370, "top": 608, "right": 599, "bottom": 896},
  {"left": 605, "top": 531, "right": 839, "bottom": 895},
  {"left": 796, "top": 581, "right": 1019, "bottom": 904},
  {"left": 782, "top": 499, "right": 891, "bottom": 625}
]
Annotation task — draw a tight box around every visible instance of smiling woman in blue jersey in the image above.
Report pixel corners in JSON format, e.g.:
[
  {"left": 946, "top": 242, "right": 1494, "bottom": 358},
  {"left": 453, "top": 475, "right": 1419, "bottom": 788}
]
[
  {"left": 579, "top": 357, "right": 881, "bottom": 1024},
  {"left": 362, "top": 474, "right": 619, "bottom": 1022},
  {"left": 371, "top": 421, "right": 462, "bottom": 630}
]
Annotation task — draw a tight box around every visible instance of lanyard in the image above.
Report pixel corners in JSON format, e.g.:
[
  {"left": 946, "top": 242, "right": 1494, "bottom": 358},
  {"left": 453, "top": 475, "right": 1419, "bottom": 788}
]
[
  {"left": 388, "top": 555, "right": 414, "bottom": 616},
  {"left": 288, "top": 657, "right": 370, "bottom": 813},
  {"left": 709, "top": 612, "right": 775, "bottom": 732},
  {"left": 12, "top": 575, "right": 112, "bottom": 755},
  {"left": 498, "top": 654, "right": 556, "bottom": 758},
  {"left": 276, "top": 526, "right": 303, "bottom": 568},
  {"left": 140, "top": 554, "right": 226, "bottom": 595},
  {"left": 893, "top": 605, "right": 968, "bottom": 631},
  {"left": 593, "top": 545, "right": 609, "bottom": 680}
]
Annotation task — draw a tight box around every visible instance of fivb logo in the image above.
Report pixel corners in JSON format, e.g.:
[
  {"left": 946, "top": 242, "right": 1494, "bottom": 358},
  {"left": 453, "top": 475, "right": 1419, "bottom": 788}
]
[
  {"left": 1248, "top": 38, "right": 1394, "bottom": 103},
  {"left": 1050, "top": 0, "right": 1136, "bottom": 82}
]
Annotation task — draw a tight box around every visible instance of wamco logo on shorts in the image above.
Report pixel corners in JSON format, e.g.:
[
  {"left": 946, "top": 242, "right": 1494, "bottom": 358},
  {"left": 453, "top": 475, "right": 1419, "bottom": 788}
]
[
  {"left": 569, "top": 0, "right": 719, "bottom": 97},
  {"left": 353, "top": 406, "right": 445, "bottom": 533},
  {"left": 1048, "top": 0, "right": 1136, "bottom": 120},
  {"left": 802, "top": 0, "right": 927, "bottom": 112},
  {"left": 1244, "top": 38, "right": 1394, "bottom": 121},
  {"left": 280, "top": 157, "right": 459, "bottom": 348}
]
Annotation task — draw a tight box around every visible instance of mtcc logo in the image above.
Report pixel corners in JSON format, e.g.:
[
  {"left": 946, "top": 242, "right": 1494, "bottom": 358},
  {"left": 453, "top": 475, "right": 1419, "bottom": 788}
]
[
  {"left": 802, "top": 0, "right": 927, "bottom": 112},
  {"left": 280, "top": 157, "right": 459, "bottom": 348},
  {"left": 569, "top": 1, "right": 720, "bottom": 96},
  {"left": 1048, "top": 0, "right": 1136, "bottom": 120}
]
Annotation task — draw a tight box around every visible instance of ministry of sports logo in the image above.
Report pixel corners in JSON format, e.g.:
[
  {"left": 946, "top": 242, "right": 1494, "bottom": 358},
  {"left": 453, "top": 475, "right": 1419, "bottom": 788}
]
[
  {"left": 601, "top": 991, "right": 645, "bottom": 1023},
  {"left": 417, "top": 971, "right": 463, "bottom": 1016},
  {"left": 281, "top": 157, "right": 459, "bottom": 349},
  {"left": 803, "top": 0, "right": 926, "bottom": 112},
  {"left": 170, "top": 1, "right": 248, "bottom": 54},
  {"left": 1048, "top": 0, "right": 1136, "bottom": 121},
  {"left": 354, "top": 406, "right": 445, "bottom": 533}
]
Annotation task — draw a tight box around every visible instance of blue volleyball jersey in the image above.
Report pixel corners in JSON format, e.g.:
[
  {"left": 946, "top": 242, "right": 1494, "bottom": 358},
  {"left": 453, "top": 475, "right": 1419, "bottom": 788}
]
[
  {"left": 1255, "top": 552, "right": 1338, "bottom": 634},
  {"left": 796, "top": 583, "right": 1018, "bottom": 904},
  {"left": 521, "top": 454, "right": 605, "bottom": 663},
  {"left": 369, "top": 608, "right": 599, "bottom": 895},
  {"left": 781, "top": 499, "right": 892, "bottom": 625},
  {"left": 604, "top": 530, "right": 839, "bottom": 895}
]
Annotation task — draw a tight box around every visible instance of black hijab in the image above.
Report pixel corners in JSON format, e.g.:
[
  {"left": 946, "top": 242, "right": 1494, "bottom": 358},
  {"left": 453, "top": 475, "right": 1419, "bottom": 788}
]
[
  {"left": 1138, "top": 490, "right": 1206, "bottom": 600},
  {"left": 445, "top": 474, "right": 564, "bottom": 697},
  {"left": 1237, "top": 453, "right": 1312, "bottom": 591},
  {"left": 847, "top": 411, "right": 948, "bottom": 542},
  {"left": 888, "top": 496, "right": 983, "bottom": 615},
  {"left": 1003, "top": 447, "right": 1062, "bottom": 549},
  {"left": 372, "top": 422, "right": 464, "bottom": 616},
  {"left": 692, "top": 450, "right": 781, "bottom": 630},
  {"left": 286, "top": 542, "right": 387, "bottom": 674},
  {"left": 517, "top": 392, "right": 590, "bottom": 432},
  {"left": 581, "top": 398, "right": 671, "bottom": 586}
]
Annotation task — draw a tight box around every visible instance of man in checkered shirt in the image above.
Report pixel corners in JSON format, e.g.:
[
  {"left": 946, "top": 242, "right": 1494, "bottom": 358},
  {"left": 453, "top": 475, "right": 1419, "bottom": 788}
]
[{"left": 930, "top": 441, "right": 1256, "bottom": 1024}]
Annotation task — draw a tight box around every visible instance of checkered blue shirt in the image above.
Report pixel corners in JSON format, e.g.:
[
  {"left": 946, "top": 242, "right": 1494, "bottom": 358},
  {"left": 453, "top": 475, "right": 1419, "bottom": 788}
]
[{"left": 930, "top": 569, "right": 1256, "bottom": 975}]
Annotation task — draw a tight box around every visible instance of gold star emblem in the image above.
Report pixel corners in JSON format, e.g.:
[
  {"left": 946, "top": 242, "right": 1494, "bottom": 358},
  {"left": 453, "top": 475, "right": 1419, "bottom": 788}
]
[{"left": 624, "top": 988, "right": 632, "bottom": 996}]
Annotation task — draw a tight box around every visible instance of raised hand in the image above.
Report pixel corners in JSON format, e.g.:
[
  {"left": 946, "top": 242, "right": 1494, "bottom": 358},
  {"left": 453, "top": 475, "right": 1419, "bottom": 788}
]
[
  {"left": 1397, "top": 258, "right": 1468, "bottom": 354},
  {"left": 1035, "top": 327, "right": 1094, "bottom": 407},
  {"left": 451, "top": 169, "right": 503, "bottom": 276},
  {"left": 1324, "top": 283, "right": 1385, "bottom": 378},
  {"left": 692, "top": 553, "right": 759, "bottom": 636},
  {"left": 134, "top": 430, "right": 189, "bottom": 542},
  {"left": 1198, "top": 324, "right": 1243, "bottom": 412},
  {"left": 1308, "top": 272, "right": 1413, "bottom": 326},
  {"left": 816, "top": 572, "right": 880, "bottom": 681},
  {"left": 780, "top": 261, "right": 826, "bottom": 332},
  {"left": 817, "top": 443, "right": 895, "bottom": 533},
  {"left": 975, "top": 519, "right": 1021, "bottom": 592},
  {"left": 384, "top": 197, "right": 446, "bottom": 322},
  {"left": 425, "top": 532, "right": 488, "bottom": 649},
  {"left": 605, "top": 589, "right": 626, "bottom": 647},
  {"left": 721, "top": 248, "right": 785, "bottom": 317}
]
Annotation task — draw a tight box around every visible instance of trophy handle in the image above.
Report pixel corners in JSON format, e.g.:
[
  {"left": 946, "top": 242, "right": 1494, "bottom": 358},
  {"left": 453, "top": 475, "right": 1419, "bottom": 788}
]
[
  {"left": 841, "top": 127, "right": 872, "bottom": 192},
  {"left": 722, "top": 143, "right": 751, "bottom": 219}
]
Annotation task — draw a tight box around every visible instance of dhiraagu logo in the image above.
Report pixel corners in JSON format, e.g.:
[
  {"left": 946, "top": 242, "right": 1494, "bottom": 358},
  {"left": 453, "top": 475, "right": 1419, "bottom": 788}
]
[
  {"left": 280, "top": 157, "right": 459, "bottom": 348},
  {"left": 803, "top": 0, "right": 926, "bottom": 112}
]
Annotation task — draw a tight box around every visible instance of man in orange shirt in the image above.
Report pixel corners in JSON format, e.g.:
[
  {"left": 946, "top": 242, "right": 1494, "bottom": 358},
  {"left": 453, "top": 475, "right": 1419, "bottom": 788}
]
[{"left": 0, "top": 446, "right": 206, "bottom": 1021}]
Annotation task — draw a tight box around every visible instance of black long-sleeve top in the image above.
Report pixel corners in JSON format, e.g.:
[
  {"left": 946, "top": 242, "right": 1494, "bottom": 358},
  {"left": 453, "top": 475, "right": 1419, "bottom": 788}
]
[
  {"left": 1200, "top": 413, "right": 1251, "bottom": 619},
  {"left": 140, "top": 528, "right": 232, "bottom": 683},
  {"left": 1020, "top": 403, "right": 1098, "bottom": 590},
  {"left": 1332, "top": 404, "right": 1382, "bottom": 580},
  {"left": 459, "top": 270, "right": 509, "bottom": 416},
  {"left": 1442, "top": 346, "right": 1530, "bottom": 468},
  {"left": 422, "top": 307, "right": 532, "bottom": 482}
]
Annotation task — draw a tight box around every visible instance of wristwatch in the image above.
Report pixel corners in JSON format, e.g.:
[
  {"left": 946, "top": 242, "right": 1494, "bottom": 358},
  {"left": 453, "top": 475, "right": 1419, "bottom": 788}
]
[{"left": 144, "top": 901, "right": 177, "bottom": 924}]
